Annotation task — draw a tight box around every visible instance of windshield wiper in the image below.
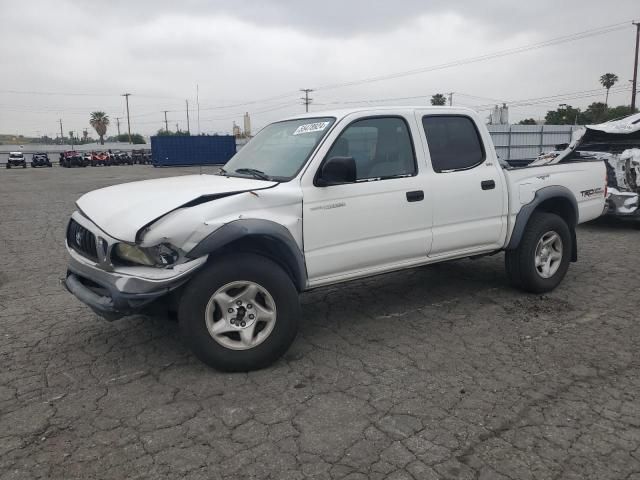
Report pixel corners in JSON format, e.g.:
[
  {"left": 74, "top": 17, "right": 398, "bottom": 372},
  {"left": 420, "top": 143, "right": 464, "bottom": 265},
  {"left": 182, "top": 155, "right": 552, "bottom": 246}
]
[
  {"left": 234, "top": 168, "right": 271, "bottom": 181},
  {"left": 218, "top": 167, "right": 227, "bottom": 176}
]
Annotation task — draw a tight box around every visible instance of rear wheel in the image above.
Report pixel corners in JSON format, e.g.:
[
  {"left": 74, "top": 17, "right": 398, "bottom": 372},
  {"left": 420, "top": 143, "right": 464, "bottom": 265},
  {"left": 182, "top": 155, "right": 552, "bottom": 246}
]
[
  {"left": 179, "top": 253, "right": 300, "bottom": 372},
  {"left": 505, "top": 212, "right": 571, "bottom": 293}
]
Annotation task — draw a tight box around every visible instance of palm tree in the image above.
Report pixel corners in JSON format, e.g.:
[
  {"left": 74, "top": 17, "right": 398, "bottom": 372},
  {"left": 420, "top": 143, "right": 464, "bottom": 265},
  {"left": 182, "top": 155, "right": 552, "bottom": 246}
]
[
  {"left": 90, "top": 111, "right": 110, "bottom": 145},
  {"left": 430, "top": 93, "right": 447, "bottom": 106},
  {"left": 599, "top": 73, "right": 618, "bottom": 108}
]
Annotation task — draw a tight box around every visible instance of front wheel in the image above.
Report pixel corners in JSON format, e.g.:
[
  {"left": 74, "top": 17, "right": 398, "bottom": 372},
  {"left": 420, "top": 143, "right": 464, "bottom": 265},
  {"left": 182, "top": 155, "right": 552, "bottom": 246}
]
[
  {"left": 505, "top": 212, "right": 571, "bottom": 293},
  {"left": 179, "top": 253, "right": 300, "bottom": 372}
]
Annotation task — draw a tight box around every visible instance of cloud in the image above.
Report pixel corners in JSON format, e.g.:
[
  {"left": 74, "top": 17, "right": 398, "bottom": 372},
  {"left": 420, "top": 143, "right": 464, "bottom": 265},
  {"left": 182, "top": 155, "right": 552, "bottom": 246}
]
[{"left": 0, "top": 0, "right": 638, "bottom": 136}]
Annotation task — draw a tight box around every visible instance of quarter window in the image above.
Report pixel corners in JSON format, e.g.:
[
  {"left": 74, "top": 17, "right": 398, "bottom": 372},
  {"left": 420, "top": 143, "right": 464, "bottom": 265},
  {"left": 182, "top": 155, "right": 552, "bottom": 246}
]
[
  {"left": 422, "top": 116, "right": 485, "bottom": 172},
  {"left": 325, "top": 117, "right": 416, "bottom": 181}
]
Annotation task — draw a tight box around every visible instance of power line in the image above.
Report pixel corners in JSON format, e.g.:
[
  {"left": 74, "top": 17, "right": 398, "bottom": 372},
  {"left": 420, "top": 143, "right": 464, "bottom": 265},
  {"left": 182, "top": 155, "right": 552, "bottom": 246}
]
[
  {"left": 1, "top": 18, "right": 633, "bottom": 120},
  {"left": 312, "top": 21, "right": 633, "bottom": 91},
  {"left": 0, "top": 89, "right": 182, "bottom": 100},
  {"left": 3, "top": 19, "right": 636, "bottom": 135},
  {"left": 313, "top": 86, "right": 632, "bottom": 113},
  {"left": 469, "top": 85, "right": 633, "bottom": 110}
]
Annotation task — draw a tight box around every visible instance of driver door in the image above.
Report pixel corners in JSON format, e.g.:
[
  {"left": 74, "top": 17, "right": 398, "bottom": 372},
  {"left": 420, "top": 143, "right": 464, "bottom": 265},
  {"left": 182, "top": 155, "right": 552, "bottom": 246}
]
[{"left": 301, "top": 115, "right": 432, "bottom": 286}]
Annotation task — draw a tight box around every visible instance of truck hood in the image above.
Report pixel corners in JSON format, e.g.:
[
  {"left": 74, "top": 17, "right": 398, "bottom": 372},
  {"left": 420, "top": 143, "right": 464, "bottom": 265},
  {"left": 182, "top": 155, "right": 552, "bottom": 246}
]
[{"left": 77, "top": 174, "right": 276, "bottom": 242}]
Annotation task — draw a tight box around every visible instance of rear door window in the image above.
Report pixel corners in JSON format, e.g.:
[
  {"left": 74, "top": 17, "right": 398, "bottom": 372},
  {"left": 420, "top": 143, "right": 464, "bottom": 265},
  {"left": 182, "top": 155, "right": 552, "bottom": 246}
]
[{"left": 422, "top": 116, "right": 485, "bottom": 172}]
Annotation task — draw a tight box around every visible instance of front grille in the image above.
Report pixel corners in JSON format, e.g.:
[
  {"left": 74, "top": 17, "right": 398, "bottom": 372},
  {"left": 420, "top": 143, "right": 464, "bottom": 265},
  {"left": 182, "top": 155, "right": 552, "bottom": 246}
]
[{"left": 67, "top": 219, "right": 98, "bottom": 261}]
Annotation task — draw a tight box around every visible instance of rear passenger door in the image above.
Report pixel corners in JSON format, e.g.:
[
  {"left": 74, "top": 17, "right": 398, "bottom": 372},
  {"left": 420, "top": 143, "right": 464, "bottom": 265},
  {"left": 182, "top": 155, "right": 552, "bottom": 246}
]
[{"left": 416, "top": 113, "right": 506, "bottom": 257}]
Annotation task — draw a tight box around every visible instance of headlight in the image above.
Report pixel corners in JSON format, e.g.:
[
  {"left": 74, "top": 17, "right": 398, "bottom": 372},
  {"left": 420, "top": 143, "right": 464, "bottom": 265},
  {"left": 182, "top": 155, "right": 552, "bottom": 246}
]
[
  {"left": 113, "top": 243, "right": 180, "bottom": 267},
  {"left": 114, "top": 244, "right": 155, "bottom": 266}
]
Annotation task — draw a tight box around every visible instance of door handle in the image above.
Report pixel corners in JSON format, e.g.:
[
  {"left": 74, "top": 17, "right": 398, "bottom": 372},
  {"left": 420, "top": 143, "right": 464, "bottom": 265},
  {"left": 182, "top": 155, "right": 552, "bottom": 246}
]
[
  {"left": 481, "top": 180, "right": 496, "bottom": 190},
  {"left": 406, "top": 190, "right": 424, "bottom": 202}
]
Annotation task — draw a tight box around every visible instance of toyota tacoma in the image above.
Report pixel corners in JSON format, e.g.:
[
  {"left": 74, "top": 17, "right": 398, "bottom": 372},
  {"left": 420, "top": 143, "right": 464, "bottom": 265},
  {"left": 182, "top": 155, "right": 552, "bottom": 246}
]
[{"left": 63, "top": 107, "right": 606, "bottom": 371}]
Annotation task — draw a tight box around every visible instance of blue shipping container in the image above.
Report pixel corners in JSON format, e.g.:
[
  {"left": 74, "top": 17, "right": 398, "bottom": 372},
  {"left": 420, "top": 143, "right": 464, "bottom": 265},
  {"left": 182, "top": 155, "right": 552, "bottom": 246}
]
[{"left": 151, "top": 135, "right": 236, "bottom": 166}]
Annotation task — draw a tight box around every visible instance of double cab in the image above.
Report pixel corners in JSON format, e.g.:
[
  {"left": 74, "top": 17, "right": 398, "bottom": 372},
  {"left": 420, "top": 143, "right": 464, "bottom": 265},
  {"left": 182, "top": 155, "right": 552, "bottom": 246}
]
[{"left": 63, "top": 107, "right": 606, "bottom": 371}]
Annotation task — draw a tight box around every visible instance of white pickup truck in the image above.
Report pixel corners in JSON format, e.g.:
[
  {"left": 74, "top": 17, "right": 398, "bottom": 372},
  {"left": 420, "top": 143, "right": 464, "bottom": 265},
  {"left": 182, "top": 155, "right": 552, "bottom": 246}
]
[{"left": 64, "top": 107, "right": 606, "bottom": 371}]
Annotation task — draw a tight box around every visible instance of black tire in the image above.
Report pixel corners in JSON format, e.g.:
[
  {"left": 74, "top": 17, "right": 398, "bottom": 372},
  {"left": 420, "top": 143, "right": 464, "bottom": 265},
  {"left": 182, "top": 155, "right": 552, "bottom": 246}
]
[
  {"left": 22, "top": 163, "right": 26, "bottom": 168},
  {"left": 505, "top": 212, "right": 571, "bottom": 293},
  {"left": 5, "top": 164, "right": 9, "bottom": 169},
  {"left": 179, "top": 253, "right": 300, "bottom": 372}
]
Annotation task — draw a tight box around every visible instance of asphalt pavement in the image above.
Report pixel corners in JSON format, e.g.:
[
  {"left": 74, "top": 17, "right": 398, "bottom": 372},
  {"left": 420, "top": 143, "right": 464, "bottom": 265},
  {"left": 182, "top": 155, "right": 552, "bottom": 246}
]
[{"left": 1, "top": 165, "right": 639, "bottom": 480}]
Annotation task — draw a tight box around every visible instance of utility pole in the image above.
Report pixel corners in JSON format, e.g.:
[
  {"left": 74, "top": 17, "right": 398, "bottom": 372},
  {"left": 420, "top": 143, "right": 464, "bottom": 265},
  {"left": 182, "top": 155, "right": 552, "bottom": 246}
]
[
  {"left": 447, "top": 92, "right": 454, "bottom": 106},
  {"left": 176, "top": 123, "right": 179, "bottom": 132},
  {"left": 122, "top": 93, "right": 132, "bottom": 144},
  {"left": 632, "top": 21, "right": 640, "bottom": 111},
  {"left": 59, "top": 119, "right": 64, "bottom": 143},
  {"left": 185, "top": 100, "right": 190, "bottom": 134},
  {"left": 196, "top": 84, "right": 201, "bottom": 135},
  {"left": 300, "top": 89, "right": 313, "bottom": 112},
  {"left": 116, "top": 117, "right": 121, "bottom": 136},
  {"left": 163, "top": 111, "right": 169, "bottom": 132}
]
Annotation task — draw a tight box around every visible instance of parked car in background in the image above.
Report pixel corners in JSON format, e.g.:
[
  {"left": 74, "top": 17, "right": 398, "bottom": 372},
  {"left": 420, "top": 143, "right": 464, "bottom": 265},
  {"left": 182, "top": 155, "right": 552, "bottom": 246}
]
[
  {"left": 91, "top": 151, "right": 109, "bottom": 167},
  {"left": 60, "top": 151, "right": 85, "bottom": 168},
  {"left": 132, "top": 149, "right": 152, "bottom": 164},
  {"left": 6, "top": 152, "right": 27, "bottom": 168},
  {"left": 106, "top": 150, "right": 114, "bottom": 165},
  {"left": 31, "top": 152, "right": 52, "bottom": 168},
  {"left": 63, "top": 106, "right": 607, "bottom": 372},
  {"left": 114, "top": 151, "right": 132, "bottom": 165},
  {"left": 82, "top": 152, "right": 93, "bottom": 165},
  {"left": 131, "top": 149, "right": 143, "bottom": 164}
]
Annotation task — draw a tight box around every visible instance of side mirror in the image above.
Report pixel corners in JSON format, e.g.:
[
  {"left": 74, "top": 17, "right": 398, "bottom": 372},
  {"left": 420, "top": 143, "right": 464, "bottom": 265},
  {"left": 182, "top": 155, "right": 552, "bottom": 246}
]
[{"left": 316, "top": 156, "right": 356, "bottom": 186}]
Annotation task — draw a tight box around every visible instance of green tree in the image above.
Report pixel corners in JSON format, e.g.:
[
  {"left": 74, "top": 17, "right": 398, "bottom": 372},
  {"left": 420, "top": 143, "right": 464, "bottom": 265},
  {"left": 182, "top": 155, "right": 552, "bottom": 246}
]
[
  {"left": 582, "top": 102, "right": 607, "bottom": 124},
  {"left": 155, "top": 129, "right": 190, "bottom": 137},
  {"left": 544, "top": 105, "right": 583, "bottom": 125},
  {"left": 518, "top": 118, "right": 537, "bottom": 125},
  {"left": 599, "top": 73, "right": 618, "bottom": 107},
  {"left": 606, "top": 105, "right": 637, "bottom": 120},
  {"left": 106, "top": 133, "right": 146, "bottom": 144},
  {"left": 90, "top": 111, "right": 110, "bottom": 145},
  {"left": 430, "top": 93, "right": 447, "bottom": 106}
]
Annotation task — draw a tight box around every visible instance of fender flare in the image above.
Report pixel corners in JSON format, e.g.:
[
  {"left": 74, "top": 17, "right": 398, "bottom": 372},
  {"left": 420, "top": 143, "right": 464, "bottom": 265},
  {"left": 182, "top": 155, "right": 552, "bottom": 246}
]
[
  {"left": 186, "top": 219, "right": 307, "bottom": 291},
  {"left": 507, "top": 186, "right": 578, "bottom": 259}
]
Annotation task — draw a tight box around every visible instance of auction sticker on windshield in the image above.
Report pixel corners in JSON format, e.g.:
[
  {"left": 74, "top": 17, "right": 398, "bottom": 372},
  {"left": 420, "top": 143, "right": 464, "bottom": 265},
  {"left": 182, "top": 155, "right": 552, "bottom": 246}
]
[{"left": 293, "top": 121, "right": 330, "bottom": 135}]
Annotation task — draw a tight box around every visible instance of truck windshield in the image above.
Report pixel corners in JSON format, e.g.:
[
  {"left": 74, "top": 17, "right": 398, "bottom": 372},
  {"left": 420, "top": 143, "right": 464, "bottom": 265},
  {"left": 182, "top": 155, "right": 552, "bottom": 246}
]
[{"left": 223, "top": 117, "right": 335, "bottom": 181}]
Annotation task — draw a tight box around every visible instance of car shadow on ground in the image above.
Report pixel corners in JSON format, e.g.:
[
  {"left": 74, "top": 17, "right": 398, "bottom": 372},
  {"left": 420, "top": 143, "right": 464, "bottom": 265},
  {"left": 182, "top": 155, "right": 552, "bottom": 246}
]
[
  {"left": 584, "top": 216, "right": 640, "bottom": 231},
  {"left": 113, "top": 256, "right": 513, "bottom": 371}
]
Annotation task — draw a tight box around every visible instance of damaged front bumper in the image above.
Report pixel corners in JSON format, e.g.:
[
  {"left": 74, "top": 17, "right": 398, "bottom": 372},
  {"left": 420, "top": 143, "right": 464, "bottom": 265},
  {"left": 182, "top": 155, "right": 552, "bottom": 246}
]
[{"left": 63, "top": 241, "right": 207, "bottom": 321}]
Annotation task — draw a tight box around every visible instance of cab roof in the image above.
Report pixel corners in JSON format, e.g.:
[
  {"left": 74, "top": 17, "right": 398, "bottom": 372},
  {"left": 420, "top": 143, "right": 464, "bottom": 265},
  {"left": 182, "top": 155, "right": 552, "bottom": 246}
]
[{"left": 283, "top": 105, "right": 478, "bottom": 122}]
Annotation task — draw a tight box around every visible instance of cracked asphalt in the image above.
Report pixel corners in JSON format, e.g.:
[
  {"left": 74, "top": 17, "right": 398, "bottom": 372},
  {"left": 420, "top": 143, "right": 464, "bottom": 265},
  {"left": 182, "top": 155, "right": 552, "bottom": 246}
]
[{"left": 1, "top": 165, "right": 640, "bottom": 480}]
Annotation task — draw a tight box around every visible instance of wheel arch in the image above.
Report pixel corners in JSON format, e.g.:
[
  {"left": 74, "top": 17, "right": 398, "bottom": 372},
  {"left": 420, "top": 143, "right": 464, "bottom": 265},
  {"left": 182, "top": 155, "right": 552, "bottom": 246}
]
[
  {"left": 507, "top": 186, "right": 578, "bottom": 262},
  {"left": 186, "top": 219, "right": 307, "bottom": 292}
]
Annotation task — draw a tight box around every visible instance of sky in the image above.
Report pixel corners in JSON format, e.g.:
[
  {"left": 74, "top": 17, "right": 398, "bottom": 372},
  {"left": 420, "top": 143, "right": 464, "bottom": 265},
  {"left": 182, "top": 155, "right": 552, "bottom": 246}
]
[{"left": 0, "top": 0, "right": 638, "bottom": 139}]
